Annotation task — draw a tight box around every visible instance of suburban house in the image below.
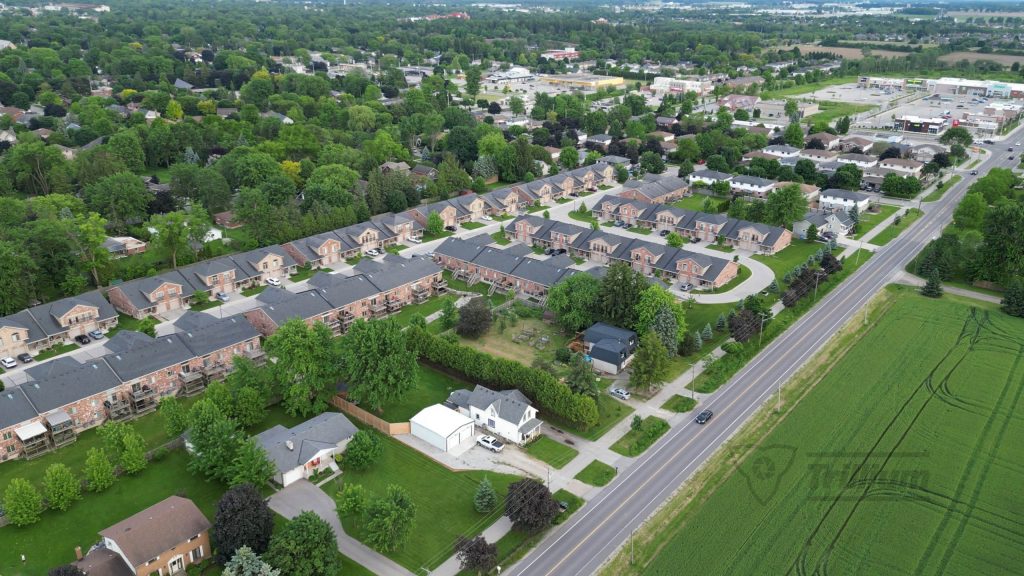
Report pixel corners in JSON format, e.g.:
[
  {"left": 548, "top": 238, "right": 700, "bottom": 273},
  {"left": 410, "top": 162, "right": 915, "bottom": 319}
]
[
  {"left": 283, "top": 231, "right": 353, "bottom": 268},
  {"left": 433, "top": 238, "right": 579, "bottom": 298},
  {"left": 619, "top": 174, "right": 688, "bottom": 203},
  {"left": 839, "top": 136, "right": 874, "bottom": 152},
  {"left": 410, "top": 404, "right": 475, "bottom": 452},
  {"left": 819, "top": 188, "right": 871, "bottom": 213},
  {"left": 583, "top": 322, "right": 638, "bottom": 374},
  {"left": 793, "top": 210, "right": 854, "bottom": 239},
  {"left": 798, "top": 148, "right": 838, "bottom": 163},
  {"left": 730, "top": 175, "right": 776, "bottom": 198},
  {"left": 836, "top": 153, "right": 879, "bottom": 169},
  {"left": 446, "top": 385, "right": 541, "bottom": 445},
  {"left": 75, "top": 496, "right": 212, "bottom": 576},
  {"left": 878, "top": 157, "right": 924, "bottom": 177},
  {"left": 592, "top": 195, "right": 650, "bottom": 225},
  {"left": 103, "top": 236, "right": 148, "bottom": 258},
  {"left": 717, "top": 94, "right": 760, "bottom": 112},
  {"left": 0, "top": 290, "right": 118, "bottom": 360},
  {"left": 587, "top": 134, "right": 613, "bottom": 150},
  {"left": 805, "top": 132, "right": 840, "bottom": 149},
  {"left": 762, "top": 144, "right": 800, "bottom": 159},
  {"left": 774, "top": 181, "right": 820, "bottom": 203},
  {"left": 688, "top": 169, "right": 732, "bottom": 188},
  {"left": 256, "top": 411, "right": 357, "bottom": 487}
]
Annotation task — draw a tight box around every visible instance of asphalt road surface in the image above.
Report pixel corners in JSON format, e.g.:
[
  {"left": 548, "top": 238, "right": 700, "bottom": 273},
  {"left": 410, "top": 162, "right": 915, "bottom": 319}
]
[{"left": 508, "top": 130, "right": 1022, "bottom": 576}]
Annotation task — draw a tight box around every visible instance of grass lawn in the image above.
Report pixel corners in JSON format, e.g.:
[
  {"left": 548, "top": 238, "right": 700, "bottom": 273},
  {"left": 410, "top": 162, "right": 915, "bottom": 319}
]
[
  {"left": 924, "top": 175, "right": 961, "bottom": 202},
  {"left": 705, "top": 243, "right": 734, "bottom": 253},
  {"left": 0, "top": 450, "right": 227, "bottom": 574},
  {"left": 289, "top": 265, "right": 316, "bottom": 282},
  {"left": 610, "top": 416, "right": 670, "bottom": 457},
  {"left": 336, "top": 436, "right": 521, "bottom": 571},
  {"left": 627, "top": 226, "right": 650, "bottom": 235},
  {"left": 672, "top": 194, "right": 716, "bottom": 212},
  {"left": 34, "top": 342, "right": 80, "bottom": 362},
  {"left": 389, "top": 294, "right": 457, "bottom": 326},
  {"left": 632, "top": 287, "right": 1024, "bottom": 576},
  {"left": 458, "top": 316, "right": 569, "bottom": 368},
  {"left": 752, "top": 241, "right": 831, "bottom": 282},
  {"left": 346, "top": 255, "right": 362, "bottom": 265},
  {"left": 760, "top": 75, "right": 858, "bottom": 99},
  {"left": 661, "top": 394, "right": 697, "bottom": 413},
  {"left": 527, "top": 204, "right": 550, "bottom": 214},
  {"left": 544, "top": 393, "right": 634, "bottom": 442},
  {"left": 524, "top": 435, "right": 579, "bottom": 469},
  {"left": 556, "top": 197, "right": 573, "bottom": 204},
  {"left": 801, "top": 101, "right": 875, "bottom": 126},
  {"left": 490, "top": 231, "right": 511, "bottom": 245},
  {"left": 107, "top": 313, "right": 151, "bottom": 337},
  {"left": 703, "top": 264, "right": 750, "bottom": 294},
  {"left": 552, "top": 489, "right": 584, "bottom": 524},
  {"left": 422, "top": 230, "right": 455, "bottom": 242},
  {"left": 461, "top": 221, "right": 486, "bottom": 230},
  {"left": 853, "top": 204, "right": 899, "bottom": 237},
  {"left": 441, "top": 271, "right": 510, "bottom": 306},
  {"left": 574, "top": 460, "right": 617, "bottom": 487},
  {"left": 240, "top": 285, "right": 266, "bottom": 297},
  {"left": 871, "top": 207, "right": 922, "bottom": 246},
  {"left": 189, "top": 298, "right": 224, "bottom": 312},
  {"left": 376, "top": 363, "right": 471, "bottom": 423},
  {"left": 569, "top": 211, "right": 598, "bottom": 225},
  {"left": 601, "top": 221, "right": 615, "bottom": 227}
]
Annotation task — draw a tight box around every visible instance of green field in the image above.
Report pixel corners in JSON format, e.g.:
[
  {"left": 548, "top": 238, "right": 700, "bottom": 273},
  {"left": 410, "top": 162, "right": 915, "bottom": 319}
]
[
  {"left": 853, "top": 203, "right": 898, "bottom": 237},
  {"left": 610, "top": 416, "right": 670, "bottom": 457},
  {"left": 924, "top": 175, "right": 961, "bottom": 202},
  {"left": 752, "top": 241, "right": 832, "bottom": 282},
  {"left": 377, "top": 363, "right": 471, "bottom": 422},
  {"left": 802, "top": 101, "right": 875, "bottom": 126},
  {"left": 524, "top": 435, "right": 579, "bottom": 469},
  {"left": 574, "top": 460, "right": 617, "bottom": 487},
  {"left": 639, "top": 289, "right": 1024, "bottom": 575},
  {"left": 871, "top": 208, "right": 922, "bottom": 246}
]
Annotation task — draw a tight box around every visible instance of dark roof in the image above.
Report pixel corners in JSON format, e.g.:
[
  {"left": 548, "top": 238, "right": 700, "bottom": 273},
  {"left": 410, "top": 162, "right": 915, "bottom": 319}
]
[
  {"left": 354, "top": 255, "right": 440, "bottom": 292},
  {"left": 20, "top": 360, "right": 120, "bottom": 414},
  {"left": 0, "top": 388, "right": 38, "bottom": 431},
  {"left": 584, "top": 322, "right": 637, "bottom": 346},
  {"left": 690, "top": 169, "right": 732, "bottom": 181},
  {"left": 99, "top": 496, "right": 212, "bottom": 568},
  {"left": 307, "top": 272, "right": 383, "bottom": 308},
  {"left": 435, "top": 237, "right": 487, "bottom": 263},
  {"left": 254, "top": 287, "right": 334, "bottom": 326},
  {"left": 173, "top": 313, "right": 259, "bottom": 357},
  {"left": 75, "top": 547, "right": 134, "bottom": 576},
  {"left": 103, "top": 333, "right": 194, "bottom": 382},
  {"left": 821, "top": 188, "right": 870, "bottom": 202},
  {"left": 255, "top": 412, "right": 357, "bottom": 474},
  {"left": 0, "top": 290, "right": 117, "bottom": 346}
]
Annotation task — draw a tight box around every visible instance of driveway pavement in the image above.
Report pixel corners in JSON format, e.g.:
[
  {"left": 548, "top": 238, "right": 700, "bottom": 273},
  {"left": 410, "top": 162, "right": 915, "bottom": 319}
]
[{"left": 268, "top": 479, "right": 414, "bottom": 576}]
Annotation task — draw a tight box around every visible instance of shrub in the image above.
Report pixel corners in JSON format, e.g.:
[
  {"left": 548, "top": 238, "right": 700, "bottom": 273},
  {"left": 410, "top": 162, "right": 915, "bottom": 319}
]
[
  {"left": 343, "top": 430, "right": 384, "bottom": 471},
  {"left": 337, "top": 483, "right": 367, "bottom": 517}
]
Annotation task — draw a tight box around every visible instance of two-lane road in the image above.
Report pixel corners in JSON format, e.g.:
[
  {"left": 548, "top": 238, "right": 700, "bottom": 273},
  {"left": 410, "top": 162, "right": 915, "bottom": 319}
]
[{"left": 509, "top": 132, "right": 1022, "bottom": 576}]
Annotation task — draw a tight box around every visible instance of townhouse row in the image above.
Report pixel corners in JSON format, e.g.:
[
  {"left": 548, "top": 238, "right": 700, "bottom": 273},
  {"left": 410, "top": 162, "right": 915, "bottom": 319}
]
[
  {"left": 0, "top": 312, "right": 264, "bottom": 461},
  {"left": 589, "top": 195, "right": 793, "bottom": 254},
  {"left": 503, "top": 215, "right": 741, "bottom": 288}
]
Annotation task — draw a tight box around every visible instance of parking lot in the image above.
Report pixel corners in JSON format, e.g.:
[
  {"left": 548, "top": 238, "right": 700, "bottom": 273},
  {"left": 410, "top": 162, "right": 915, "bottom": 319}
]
[
  {"left": 798, "top": 82, "right": 908, "bottom": 108},
  {"left": 860, "top": 92, "right": 1010, "bottom": 132}
]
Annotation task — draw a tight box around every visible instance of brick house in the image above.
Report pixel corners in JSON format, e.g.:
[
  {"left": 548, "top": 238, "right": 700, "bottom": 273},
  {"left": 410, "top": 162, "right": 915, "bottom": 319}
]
[
  {"left": 283, "top": 231, "right": 350, "bottom": 268},
  {"left": 619, "top": 174, "right": 688, "bottom": 203},
  {"left": 107, "top": 271, "right": 196, "bottom": 320},
  {"left": 0, "top": 290, "right": 118, "bottom": 359}
]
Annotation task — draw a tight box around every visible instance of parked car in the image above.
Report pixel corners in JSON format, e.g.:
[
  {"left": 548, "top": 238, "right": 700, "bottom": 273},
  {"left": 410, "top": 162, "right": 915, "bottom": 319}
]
[
  {"left": 16, "top": 353, "right": 32, "bottom": 363},
  {"left": 695, "top": 409, "right": 714, "bottom": 425},
  {"left": 970, "top": 170, "right": 979, "bottom": 175},
  {"left": 680, "top": 283, "right": 694, "bottom": 292},
  {"left": 0, "top": 357, "right": 15, "bottom": 369},
  {"left": 544, "top": 248, "right": 555, "bottom": 255},
  {"left": 556, "top": 248, "right": 567, "bottom": 255},
  {"left": 659, "top": 229, "right": 670, "bottom": 237},
  {"left": 477, "top": 435, "right": 505, "bottom": 453},
  {"left": 1010, "top": 156, "right": 1016, "bottom": 161},
  {"left": 1009, "top": 147, "right": 1015, "bottom": 152},
  {"left": 365, "top": 249, "right": 381, "bottom": 257},
  {"left": 445, "top": 225, "right": 457, "bottom": 232},
  {"left": 88, "top": 330, "right": 105, "bottom": 340},
  {"left": 983, "top": 139, "right": 994, "bottom": 144},
  {"left": 265, "top": 277, "right": 281, "bottom": 286},
  {"left": 610, "top": 387, "right": 631, "bottom": 401},
  {"left": 615, "top": 220, "right": 626, "bottom": 227},
  {"left": 557, "top": 501, "right": 569, "bottom": 512},
  {"left": 74, "top": 334, "right": 91, "bottom": 345},
  {"left": 215, "top": 292, "right": 230, "bottom": 302},
  {"left": 408, "top": 236, "right": 422, "bottom": 244}
]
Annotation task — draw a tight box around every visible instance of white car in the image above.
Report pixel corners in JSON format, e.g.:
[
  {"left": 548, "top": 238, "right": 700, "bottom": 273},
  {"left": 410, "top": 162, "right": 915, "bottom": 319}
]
[
  {"left": 477, "top": 435, "right": 505, "bottom": 453},
  {"left": 1, "top": 357, "right": 16, "bottom": 369},
  {"left": 610, "top": 387, "right": 631, "bottom": 401},
  {"left": 265, "top": 277, "right": 281, "bottom": 287},
  {"left": 408, "top": 236, "right": 422, "bottom": 244},
  {"left": 482, "top": 214, "right": 493, "bottom": 221}
]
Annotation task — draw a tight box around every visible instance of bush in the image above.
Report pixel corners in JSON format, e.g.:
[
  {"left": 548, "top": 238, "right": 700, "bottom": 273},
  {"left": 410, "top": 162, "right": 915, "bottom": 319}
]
[
  {"left": 337, "top": 483, "right": 367, "bottom": 517},
  {"left": 343, "top": 430, "right": 384, "bottom": 471},
  {"left": 554, "top": 347, "right": 572, "bottom": 363},
  {"left": 409, "top": 326, "right": 598, "bottom": 428}
]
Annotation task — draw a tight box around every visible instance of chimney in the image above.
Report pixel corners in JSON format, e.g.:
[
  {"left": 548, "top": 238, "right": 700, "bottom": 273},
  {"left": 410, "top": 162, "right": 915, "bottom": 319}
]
[
  {"left": 75, "top": 547, "right": 83, "bottom": 561},
  {"left": 285, "top": 440, "right": 294, "bottom": 451}
]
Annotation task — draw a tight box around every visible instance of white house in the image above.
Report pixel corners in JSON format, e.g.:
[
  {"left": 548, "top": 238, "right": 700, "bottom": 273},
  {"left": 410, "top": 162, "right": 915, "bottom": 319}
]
[
  {"left": 836, "top": 153, "right": 878, "bottom": 169},
  {"left": 798, "top": 149, "right": 838, "bottom": 163},
  {"left": 730, "top": 175, "right": 776, "bottom": 199},
  {"left": 762, "top": 144, "right": 800, "bottom": 159},
  {"left": 446, "top": 385, "right": 541, "bottom": 445},
  {"left": 793, "top": 210, "right": 854, "bottom": 239},
  {"left": 878, "top": 157, "right": 924, "bottom": 177},
  {"left": 688, "top": 169, "right": 732, "bottom": 188},
  {"left": 819, "top": 188, "right": 871, "bottom": 213},
  {"left": 410, "top": 404, "right": 475, "bottom": 452},
  {"left": 255, "top": 412, "right": 357, "bottom": 487}
]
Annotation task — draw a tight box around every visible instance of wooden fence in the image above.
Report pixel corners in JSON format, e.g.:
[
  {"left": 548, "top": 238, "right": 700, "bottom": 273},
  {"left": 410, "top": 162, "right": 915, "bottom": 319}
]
[{"left": 329, "top": 396, "right": 410, "bottom": 436}]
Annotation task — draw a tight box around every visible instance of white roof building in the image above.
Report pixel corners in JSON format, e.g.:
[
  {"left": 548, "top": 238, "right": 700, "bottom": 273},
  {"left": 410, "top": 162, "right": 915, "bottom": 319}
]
[{"left": 410, "top": 404, "right": 475, "bottom": 452}]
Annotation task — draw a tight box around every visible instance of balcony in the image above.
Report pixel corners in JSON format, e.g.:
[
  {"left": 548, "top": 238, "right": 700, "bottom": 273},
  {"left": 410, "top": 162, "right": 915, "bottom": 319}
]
[
  {"left": 412, "top": 285, "right": 430, "bottom": 303},
  {"left": 104, "top": 396, "right": 133, "bottom": 421},
  {"left": 21, "top": 433, "right": 51, "bottom": 459},
  {"left": 432, "top": 277, "right": 448, "bottom": 292},
  {"left": 46, "top": 412, "right": 77, "bottom": 448},
  {"left": 180, "top": 370, "right": 206, "bottom": 396},
  {"left": 386, "top": 298, "right": 404, "bottom": 312},
  {"left": 131, "top": 386, "right": 157, "bottom": 414},
  {"left": 369, "top": 301, "right": 388, "bottom": 318},
  {"left": 203, "top": 363, "right": 229, "bottom": 381}
]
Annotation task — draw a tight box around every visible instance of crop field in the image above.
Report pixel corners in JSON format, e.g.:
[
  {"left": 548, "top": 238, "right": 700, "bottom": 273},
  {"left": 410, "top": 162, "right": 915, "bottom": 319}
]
[{"left": 642, "top": 290, "right": 1024, "bottom": 575}]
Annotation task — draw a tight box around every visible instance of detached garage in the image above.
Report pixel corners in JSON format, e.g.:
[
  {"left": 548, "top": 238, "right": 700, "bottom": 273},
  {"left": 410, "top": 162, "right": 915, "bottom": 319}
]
[{"left": 410, "top": 404, "right": 475, "bottom": 452}]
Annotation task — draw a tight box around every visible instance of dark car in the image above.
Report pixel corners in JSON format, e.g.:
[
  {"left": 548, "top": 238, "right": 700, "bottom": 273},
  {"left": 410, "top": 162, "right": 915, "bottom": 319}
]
[
  {"left": 557, "top": 501, "right": 569, "bottom": 512},
  {"left": 444, "top": 225, "right": 457, "bottom": 232},
  {"left": 556, "top": 248, "right": 567, "bottom": 255},
  {"left": 695, "top": 409, "right": 714, "bottom": 425},
  {"left": 659, "top": 229, "right": 670, "bottom": 237},
  {"left": 1009, "top": 147, "right": 1014, "bottom": 152},
  {"left": 74, "top": 334, "right": 91, "bottom": 345},
  {"left": 16, "top": 353, "right": 32, "bottom": 363},
  {"left": 970, "top": 170, "right": 979, "bottom": 175},
  {"left": 1010, "top": 156, "right": 1016, "bottom": 161},
  {"left": 544, "top": 247, "right": 555, "bottom": 255}
]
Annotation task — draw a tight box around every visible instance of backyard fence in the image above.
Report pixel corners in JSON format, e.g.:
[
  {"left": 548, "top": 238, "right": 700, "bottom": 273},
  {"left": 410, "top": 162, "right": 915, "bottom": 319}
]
[{"left": 329, "top": 396, "right": 410, "bottom": 435}]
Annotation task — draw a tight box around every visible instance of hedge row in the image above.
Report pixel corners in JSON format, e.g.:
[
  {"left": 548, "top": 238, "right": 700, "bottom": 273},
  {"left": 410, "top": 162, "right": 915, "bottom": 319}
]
[{"left": 408, "top": 327, "right": 599, "bottom": 428}]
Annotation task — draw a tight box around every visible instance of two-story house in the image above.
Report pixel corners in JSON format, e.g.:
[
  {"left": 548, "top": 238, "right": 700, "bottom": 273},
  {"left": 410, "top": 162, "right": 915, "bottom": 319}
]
[
  {"left": 0, "top": 290, "right": 118, "bottom": 359},
  {"left": 446, "top": 385, "right": 541, "bottom": 445},
  {"left": 583, "top": 322, "right": 638, "bottom": 374}
]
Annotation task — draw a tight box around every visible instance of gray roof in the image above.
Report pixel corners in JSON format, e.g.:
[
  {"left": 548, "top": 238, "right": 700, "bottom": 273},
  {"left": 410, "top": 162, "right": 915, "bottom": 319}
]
[
  {"left": 255, "top": 412, "right": 357, "bottom": 474},
  {"left": 691, "top": 169, "right": 732, "bottom": 181},
  {"left": 731, "top": 174, "right": 775, "bottom": 187},
  {"left": 307, "top": 272, "right": 383, "bottom": 308},
  {"left": 354, "top": 255, "right": 440, "bottom": 293},
  {"left": 109, "top": 270, "right": 197, "bottom": 312},
  {"left": 21, "top": 360, "right": 121, "bottom": 414},
  {"left": 584, "top": 322, "right": 637, "bottom": 347},
  {"left": 254, "top": 287, "right": 334, "bottom": 326},
  {"left": 821, "top": 188, "right": 870, "bottom": 202},
  {"left": 0, "top": 388, "right": 39, "bottom": 431},
  {"left": 172, "top": 313, "right": 259, "bottom": 357},
  {"left": 103, "top": 333, "right": 194, "bottom": 382},
  {"left": 447, "top": 385, "right": 533, "bottom": 424},
  {"left": 0, "top": 290, "right": 117, "bottom": 346}
]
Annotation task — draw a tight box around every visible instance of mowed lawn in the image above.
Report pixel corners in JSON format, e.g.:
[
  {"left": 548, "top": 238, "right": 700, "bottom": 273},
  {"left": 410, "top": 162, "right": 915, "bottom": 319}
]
[
  {"left": 642, "top": 289, "right": 1024, "bottom": 575},
  {"left": 377, "top": 363, "right": 472, "bottom": 422},
  {"left": 853, "top": 203, "right": 898, "bottom": 237},
  {"left": 752, "top": 240, "right": 832, "bottom": 282},
  {"left": 336, "top": 437, "right": 520, "bottom": 571}
]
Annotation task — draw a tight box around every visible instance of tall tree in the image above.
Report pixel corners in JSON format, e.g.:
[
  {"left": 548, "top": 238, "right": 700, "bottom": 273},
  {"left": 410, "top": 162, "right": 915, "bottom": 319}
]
[
  {"left": 629, "top": 331, "right": 670, "bottom": 391},
  {"left": 464, "top": 66, "right": 482, "bottom": 99},
  {"left": 148, "top": 211, "right": 191, "bottom": 268},
  {"left": 42, "top": 463, "right": 81, "bottom": 512},
  {"left": 979, "top": 202, "right": 1024, "bottom": 284},
  {"left": 1001, "top": 277, "right": 1024, "bottom": 318},
  {"left": 782, "top": 123, "right": 804, "bottom": 148},
  {"left": 264, "top": 512, "right": 343, "bottom": 576},
  {"left": 223, "top": 547, "right": 281, "bottom": 576},
  {"left": 3, "top": 478, "right": 43, "bottom": 527},
  {"left": 83, "top": 447, "right": 115, "bottom": 492},
  {"left": 340, "top": 318, "right": 418, "bottom": 411},
  {"left": 0, "top": 240, "right": 38, "bottom": 314},
  {"left": 186, "top": 399, "right": 241, "bottom": 482},
  {"left": 456, "top": 297, "right": 493, "bottom": 338},
  {"left": 633, "top": 284, "right": 687, "bottom": 342},
  {"left": 650, "top": 305, "right": 680, "bottom": 357},
  {"left": 265, "top": 319, "right": 343, "bottom": 417},
  {"left": 107, "top": 130, "right": 146, "bottom": 172},
  {"left": 565, "top": 353, "right": 599, "bottom": 398},
  {"left": 953, "top": 192, "right": 987, "bottom": 230},
  {"left": 546, "top": 273, "right": 601, "bottom": 332},
  {"left": 229, "top": 438, "right": 276, "bottom": 488},
  {"left": 765, "top": 183, "right": 809, "bottom": 228},
  {"left": 82, "top": 172, "right": 149, "bottom": 233},
  {"left": 474, "top": 477, "right": 498, "bottom": 513},
  {"left": 599, "top": 263, "right": 648, "bottom": 329},
  {"left": 456, "top": 536, "right": 498, "bottom": 575},
  {"left": 505, "top": 478, "right": 560, "bottom": 534},
  {"left": 365, "top": 484, "right": 418, "bottom": 552},
  {"left": 215, "top": 484, "right": 276, "bottom": 563},
  {"left": 921, "top": 269, "right": 943, "bottom": 298}
]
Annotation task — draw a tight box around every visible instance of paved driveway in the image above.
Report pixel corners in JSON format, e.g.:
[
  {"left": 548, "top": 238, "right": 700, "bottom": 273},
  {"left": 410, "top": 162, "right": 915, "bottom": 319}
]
[{"left": 268, "top": 479, "right": 414, "bottom": 576}]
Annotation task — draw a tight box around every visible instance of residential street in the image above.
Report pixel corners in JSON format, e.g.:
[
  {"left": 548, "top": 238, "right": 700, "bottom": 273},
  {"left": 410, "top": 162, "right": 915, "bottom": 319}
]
[{"left": 504, "top": 129, "right": 1024, "bottom": 576}]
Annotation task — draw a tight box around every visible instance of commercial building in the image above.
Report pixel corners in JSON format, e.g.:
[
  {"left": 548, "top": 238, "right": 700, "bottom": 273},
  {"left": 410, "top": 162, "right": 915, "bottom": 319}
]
[
  {"left": 893, "top": 115, "right": 948, "bottom": 134},
  {"left": 540, "top": 74, "right": 625, "bottom": 89}
]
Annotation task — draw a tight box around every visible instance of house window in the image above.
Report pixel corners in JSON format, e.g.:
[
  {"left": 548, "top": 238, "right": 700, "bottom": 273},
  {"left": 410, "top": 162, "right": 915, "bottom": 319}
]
[
  {"left": 13, "top": 333, "right": 20, "bottom": 342},
  {"left": 2, "top": 431, "right": 11, "bottom": 441},
  {"left": 5, "top": 445, "right": 14, "bottom": 454}
]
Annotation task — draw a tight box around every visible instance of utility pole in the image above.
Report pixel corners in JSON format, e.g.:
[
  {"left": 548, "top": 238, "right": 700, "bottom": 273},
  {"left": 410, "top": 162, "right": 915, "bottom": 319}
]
[
  {"left": 690, "top": 363, "right": 696, "bottom": 400},
  {"left": 630, "top": 529, "right": 635, "bottom": 565}
]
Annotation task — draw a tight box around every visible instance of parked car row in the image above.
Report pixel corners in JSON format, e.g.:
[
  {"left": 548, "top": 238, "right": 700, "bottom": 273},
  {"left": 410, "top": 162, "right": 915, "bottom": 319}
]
[
  {"left": 1, "top": 331, "right": 106, "bottom": 370},
  {"left": 543, "top": 247, "right": 567, "bottom": 256}
]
